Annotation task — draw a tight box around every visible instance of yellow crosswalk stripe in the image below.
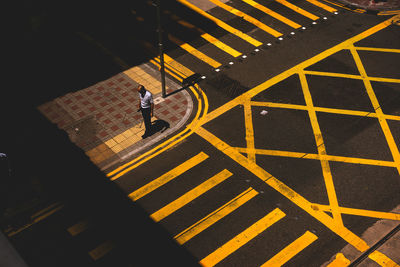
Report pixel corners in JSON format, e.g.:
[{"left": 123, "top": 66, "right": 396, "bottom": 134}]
[
  {"left": 174, "top": 188, "right": 258, "bottom": 245},
  {"left": 171, "top": 15, "right": 242, "bottom": 57},
  {"left": 200, "top": 208, "right": 285, "bottom": 266},
  {"left": 306, "top": 0, "right": 337, "bottom": 12},
  {"left": 128, "top": 152, "right": 209, "bottom": 201},
  {"left": 241, "top": 0, "right": 301, "bottom": 28},
  {"left": 275, "top": 0, "right": 319, "bottom": 20},
  {"left": 88, "top": 241, "right": 114, "bottom": 261},
  {"left": 177, "top": 0, "right": 262, "bottom": 46},
  {"left": 261, "top": 231, "right": 318, "bottom": 266},
  {"left": 67, "top": 220, "right": 89, "bottom": 236},
  {"left": 168, "top": 34, "right": 222, "bottom": 68},
  {"left": 150, "top": 169, "right": 233, "bottom": 222},
  {"left": 208, "top": 0, "right": 283, "bottom": 37}
]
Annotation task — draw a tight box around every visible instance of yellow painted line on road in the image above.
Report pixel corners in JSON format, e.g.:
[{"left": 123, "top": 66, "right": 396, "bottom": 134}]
[
  {"left": 150, "top": 169, "right": 233, "bottom": 222},
  {"left": 208, "top": 0, "right": 283, "bottom": 37},
  {"left": 299, "top": 70, "right": 343, "bottom": 227},
  {"left": 244, "top": 99, "right": 256, "bottom": 163},
  {"left": 174, "top": 188, "right": 258, "bottom": 245},
  {"left": 195, "top": 126, "right": 369, "bottom": 252},
  {"left": 369, "top": 250, "right": 400, "bottom": 266},
  {"left": 350, "top": 45, "right": 400, "bottom": 175},
  {"left": 172, "top": 17, "right": 242, "bottom": 57},
  {"left": 128, "top": 152, "right": 209, "bottom": 201},
  {"left": 327, "top": 253, "right": 351, "bottom": 267},
  {"left": 176, "top": 0, "right": 263, "bottom": 46},
  {"left": 89, "top": 241, "right": 114, "bottom": 261},
  {"left": 261, "top": 231, "right": 318, "bottom": 266},
  {"left": 200, "top": 208, "right": 286, "bottom": 266},
  {"left": 235, "top": 147, "right": 397, "bottom": 167},
  {"left": 306, "top": 0, "right": 337, "bottom": 12},
  {"left": 67, "top": 220, "right": 89, "bottom": 236},
  {"left": 275, "top": 0, "right": 319, "bottom": 20},
  {"left": 241, "top": 0, "right": 301, "bottom": 28},
  {"left": 304, "top": 70, "right": 400, "bottom": 84},
  {"left": 168, "top": 34, "right": 222, "bottom": 68},
  {"left": 315, "top": 204, "right": 400, "bottom": 220},
  {"left": 355, "top": 47, "right": 400, "bottom": 54}
]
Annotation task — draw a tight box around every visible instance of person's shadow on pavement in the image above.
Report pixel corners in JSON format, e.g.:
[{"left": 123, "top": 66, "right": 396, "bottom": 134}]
[{"left": 151, "top": 119, "right": 170, "bottom": 135}]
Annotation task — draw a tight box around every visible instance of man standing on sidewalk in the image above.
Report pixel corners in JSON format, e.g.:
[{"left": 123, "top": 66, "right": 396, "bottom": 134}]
[{"left": 137, "top": 85, "right": 154, "bottom": 139}]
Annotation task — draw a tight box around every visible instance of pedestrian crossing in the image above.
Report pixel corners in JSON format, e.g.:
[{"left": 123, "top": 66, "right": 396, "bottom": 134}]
[
  {"left": 130, "top": 0, "right": 339, "bottom": 76},
  {"left": 120, "top": 151, "right": 319, "bottom": 266}
]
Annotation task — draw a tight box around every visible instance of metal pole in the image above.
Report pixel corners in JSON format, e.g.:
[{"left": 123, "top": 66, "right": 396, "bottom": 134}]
[{"left": 155, "top": 0, "right": 166, "bottom": 98}]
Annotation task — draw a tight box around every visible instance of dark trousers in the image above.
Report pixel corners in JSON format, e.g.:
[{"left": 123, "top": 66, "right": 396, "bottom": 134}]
[{"left": 141, "top": 107, "right": 152, "bottom": 134}]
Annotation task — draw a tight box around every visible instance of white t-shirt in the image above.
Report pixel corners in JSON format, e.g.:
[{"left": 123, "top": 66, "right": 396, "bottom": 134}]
[{"left": 139, "top": 90, "right": 153, "bottom": 109}]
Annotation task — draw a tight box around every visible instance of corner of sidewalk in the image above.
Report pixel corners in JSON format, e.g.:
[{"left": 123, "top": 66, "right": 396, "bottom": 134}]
[
  {"left": 327, "top": 0, "right": 400, "bottom": 14},
  {"left": 38, "top": 61, "right": 197, "bottom": 171}
]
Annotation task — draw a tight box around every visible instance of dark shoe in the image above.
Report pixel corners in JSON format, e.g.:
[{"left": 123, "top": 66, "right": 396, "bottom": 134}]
[{"left": 142, "top": 133, "right": 149, "bottom": 139}]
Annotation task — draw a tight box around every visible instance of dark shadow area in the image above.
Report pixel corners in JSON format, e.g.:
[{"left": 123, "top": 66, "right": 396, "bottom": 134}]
[{"left": 151, "top": 119, "right": 170, "bottom": 134}]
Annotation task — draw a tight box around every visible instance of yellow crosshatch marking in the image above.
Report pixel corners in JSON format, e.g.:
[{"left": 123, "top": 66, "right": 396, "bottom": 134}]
[{"left": 107, "top": 14, "right": 400, "bottom": 267}]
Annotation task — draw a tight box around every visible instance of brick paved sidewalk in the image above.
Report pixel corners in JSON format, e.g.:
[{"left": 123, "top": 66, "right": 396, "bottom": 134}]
[{"left": 38, "top": 63, "right": 193, "bottom": 170}]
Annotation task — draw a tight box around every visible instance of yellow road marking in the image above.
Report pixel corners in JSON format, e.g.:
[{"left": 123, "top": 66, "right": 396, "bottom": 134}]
[
  {"left": 172, "top": 16, "right": 242, "bottom": 57},
  {"left": 261, "top": 231, "right": 318, "bottom": 266},
  {"left": 241, "top": 0, "right": 301, "bottom": 28},
  {"left": 235, "top": 147, "right": 397, "bottom": 167},
  {"left": 369, "top": 250, "right": 400, "bottom": 267},
  {"left": 275, "top": 0, "right": 319, "bottom": 20},
  {"left": 306, "top": 0, "right": 337, "bottom": 12},
  {"left": 124, "top": 66, "right": 164, "bottom": 95},
  {"left": 304, "top": 70, "right": 400, "bottom": 84},
  {"left": 355, "top": 47, "right": 400, "bottom": 53},
  {"left": 350, "top": 45, "right": 400, "bottom": 175},
  {"left": 67, "top": 220, "right": 89, "bottom": 236},
  {"left": 314, "top": 204, "right": 400, "bottom": 220},
  {"left": 128, "top": 152, "right": 209, "bottom": 201},
  {"left": 327, "top": 253, "right": 351, "bottom": 266},
  {"left": 88, "top": 241, "right": 114, "bottom": 261},
  {"left": 244, "top": 99, "right": 256, "bottom": 163},
  {"left": 176, "top": 0, "right": 263, "bottom": 46},
  {"left": 168, "top": 34, "right": 222, "bottom": 68},
  {"left": 174, "top": 188, "right": 258, "bottom": 244},
  {"left": 150, "top": 169, "right": 233, "bottom": 222},
  {"left": 299, "top": 70, "right": 343, "bottom": 227},
  {"left": 207, "top": 0, "right": 283, "bottom": 37},
  {"left": 200, "top": 208, "right": 286, "bottom": 266},
  {"left": 195, "top": 126, "right": 369, "bottom": 252}
]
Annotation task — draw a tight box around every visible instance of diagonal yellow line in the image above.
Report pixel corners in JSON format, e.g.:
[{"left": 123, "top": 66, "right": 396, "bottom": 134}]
[
  {"left": 128, "top": 152, "right": 209, "bottom": 201},
  {"left": 275, "top": 0, "right": 319, "bottom": 20},
  {"left": 244, "top": 99, "right": 256, "bottom": 163},
  {"left": 350, "top": 45, "right": 400, "bottom": 175},
  {"left": 168, "top": 34, "right": 222, "bottom": 68},
  {"left": 235, "top": 147, "right": 397, "bottom": 167},
  {"left": 208, "top": 0, "right": 283, "bottom": 37},
  {"left": 299, "top": 71, "right": 343, "bottom": 227},
  {"left": 241, "top": 0, "right": 301, "bottom": 28},
  {"left": 261, "top": 231, "right": 318, "bottom": 266},
  {"left": 150, "top": 169, "right": 232, "bottom": 222},
  {"left": 176, "top": 0, "right": 263, "bottom": 46},
  {"left": 355, "top": 46, "right": 400, "bottom": 53},
  {"left": 196, "top": 126, "right": 369, "bottom": 252},
  {"left": 174, "top": 187, "right": 258, "bottom": 244},
  {"left": 200, "top": 208, "right": 286, "bottom": 266},
  {"left": 369, "top": 250, "right": 400, "bottom": 267},
  {"left": 304, "top": 70, "right": 400, "bottom": 84},
  {"left": 313, "top": 204, "right": 400, "bottom": 221},
  {"left": 306, "top": 0, "right": 337, "bottom": 12}
]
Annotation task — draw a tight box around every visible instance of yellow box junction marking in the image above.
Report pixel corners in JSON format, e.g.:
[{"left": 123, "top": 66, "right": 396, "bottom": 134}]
[
  {"left": 244, "top": 99, "right": 256, "bottom": 163},
  {"left": 176, "top": 0, "right": 263, "bottom": 46},
  {"left": 200, "top": 208, "right": 286, "bottom": 266},
  {"left": 299, "top": 70, "right": 343, "bottom": 227},
  {"left": 150, "top": 169, "right": 233, "bottom": 222},
  {"left": 168, "top": 34, "right": 222, "bottom": 68},
  {"left": 275, "top": 0, "right": 319, "bottom": 20},
  {"left": 306, "top": 0, "right": 337, "bottom": 12},
  {"left": 369, "top": 250, "right": 400, "bottom": 267},
  {"left": 261, "top": 231, "right": 318, "bottom": 266},
  {"left": 174, "top": 188, "right": 258, "bottom": 245},
  {"left": 354, "top": 47, "right": 400, "bottom": 54},
  {"left": 128, "top": 152, "right": 209, "bottom": 201},
  {"left": 241, "top": 0, "right": 301, "bottom": 28},
  {"left": 208, "top": 0, "right": 283, "bottom": 37},
  {"left": 88, "top": 241, "right": 115, "bottom": 261}
]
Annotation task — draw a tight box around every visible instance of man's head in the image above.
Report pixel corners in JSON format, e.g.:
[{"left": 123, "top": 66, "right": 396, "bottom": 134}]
[{"left": 136, "top": 85, "right": 146, "bottom": 94}]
